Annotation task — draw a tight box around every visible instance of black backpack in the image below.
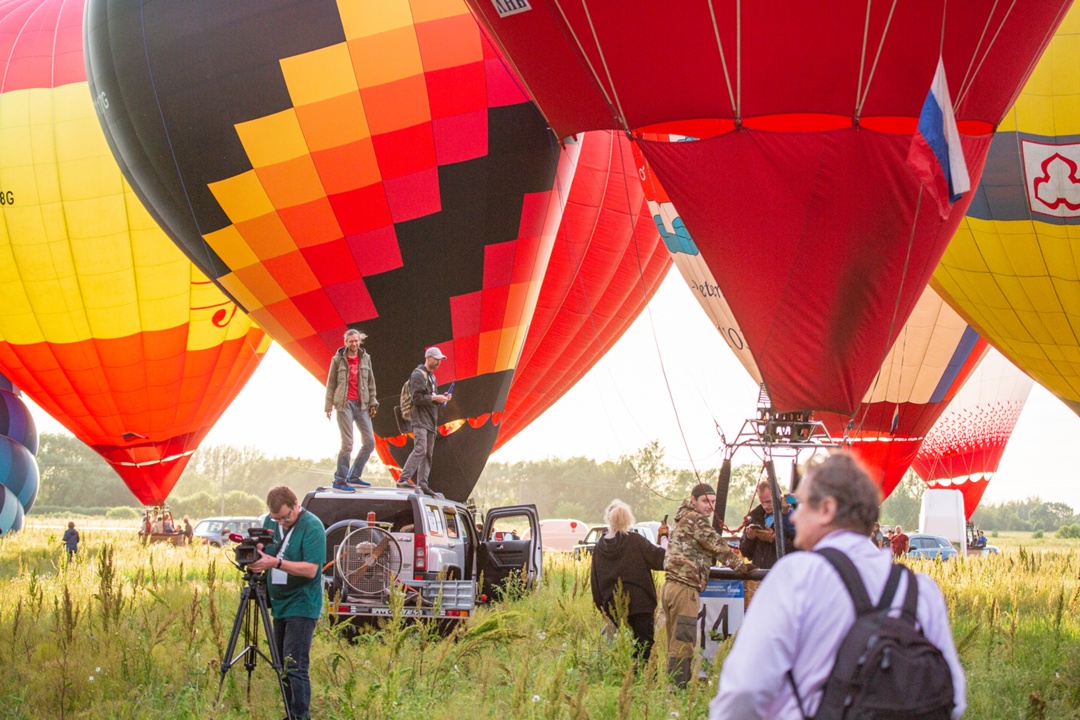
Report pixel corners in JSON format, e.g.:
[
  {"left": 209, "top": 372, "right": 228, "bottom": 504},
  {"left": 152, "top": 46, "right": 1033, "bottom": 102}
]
[{"left": 788, "top": 548, "right": 955, "bottom": 720}]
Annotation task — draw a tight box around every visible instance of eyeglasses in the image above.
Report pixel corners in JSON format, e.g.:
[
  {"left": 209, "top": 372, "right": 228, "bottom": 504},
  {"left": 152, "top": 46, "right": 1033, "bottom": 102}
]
[{"left": 271, "top": 506, "right": 293, "bottom": 523}]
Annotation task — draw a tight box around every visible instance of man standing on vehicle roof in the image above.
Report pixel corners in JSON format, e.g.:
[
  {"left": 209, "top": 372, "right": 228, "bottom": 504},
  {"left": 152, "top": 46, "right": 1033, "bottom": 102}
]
[
  {"left": 662, "top": 482, "right": 751, "bottom": 688},
  {"left": 325, "top": 328, "right": 378, "bottom": 492},
  {"left": 250, "top": 485, "right": 326, "bottom": 720},
  {"left": 397, "top": 347, "right": 452, "bottom": 497}
]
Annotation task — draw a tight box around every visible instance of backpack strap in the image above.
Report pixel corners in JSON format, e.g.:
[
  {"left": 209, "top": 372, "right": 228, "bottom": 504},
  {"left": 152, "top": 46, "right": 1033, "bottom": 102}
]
[
  {"left": 816, "top": 547, "right": 873, "bottom": 614},
  {"left": 899, "top": 565, "right": 919, "bottom": 621},
  {"left": 876, "top": 562, "right": 906, "bottom": 612}
]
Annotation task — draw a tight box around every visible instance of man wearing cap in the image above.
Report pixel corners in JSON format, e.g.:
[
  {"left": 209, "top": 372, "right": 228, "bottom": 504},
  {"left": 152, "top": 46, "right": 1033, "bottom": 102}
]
[
  {"left": 396, "top": 346, "right": 452, "bottom": 496},
  {"left": 324, "top": 328, "right": 378, "bottom": 492},
  {"left": 662, "top": 482, "right": 750, "bottom": 687}
]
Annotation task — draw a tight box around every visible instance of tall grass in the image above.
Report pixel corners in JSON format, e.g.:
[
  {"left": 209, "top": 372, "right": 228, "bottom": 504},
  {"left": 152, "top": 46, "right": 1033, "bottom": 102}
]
[{"left": 0, "top": 529, "right": 1077, "bottom": 719}]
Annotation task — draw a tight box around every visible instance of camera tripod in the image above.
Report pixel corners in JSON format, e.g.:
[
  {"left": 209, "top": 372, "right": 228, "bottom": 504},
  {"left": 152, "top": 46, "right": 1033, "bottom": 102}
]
[{"left": 215, "top": 568, "right": 293, "bottom": 720}]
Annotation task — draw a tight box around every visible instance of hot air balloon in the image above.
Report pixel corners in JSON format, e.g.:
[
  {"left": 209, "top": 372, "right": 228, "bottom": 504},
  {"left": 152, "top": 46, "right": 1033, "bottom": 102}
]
[
  {"left": 913, "top": 349, "right": 1035, "bottom": 518},
  {"left": 85, "top": 0, "right": 576, "bottom": 501},
  {"left": 0, "top": 386, "right": 37, "bottom": 456},
  {"left": 0, "top": 484, "right": 24, "bottom": 535},
  {"left": 466, "top": 0, "right": 1068, "bottom": 416},
  {"left": 0, "top": 0, "right": 270, "bottom": 506},
  {"left": 932, "top": 5, "right": 1080, "bottom": 417},
  {"left": 817, "top": 287, "right": 988, "bottom": 497},
  {"left": 495, "top": 130, "right": 669, "bottom": 448}
]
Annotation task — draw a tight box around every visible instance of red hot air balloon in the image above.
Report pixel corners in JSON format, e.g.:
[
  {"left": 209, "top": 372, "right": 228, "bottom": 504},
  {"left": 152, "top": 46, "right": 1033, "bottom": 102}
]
[
  {"left": 84, "top": 0, "right": 576, "bottom": 501},
  {"left": 817, "top": 287, "right": 987, "bottom": 498},
  {"left": 465, "top": 0, "right": 1068, "bottom": 416},
  {"left": 496, "top": 130, "right": 669, "bottom": 449},
  {"left": 0, "top": 0, "right": 270, "bottom": 506},
  {"left": 913, "top": 349, "right": 1035, "bottom": 519}
]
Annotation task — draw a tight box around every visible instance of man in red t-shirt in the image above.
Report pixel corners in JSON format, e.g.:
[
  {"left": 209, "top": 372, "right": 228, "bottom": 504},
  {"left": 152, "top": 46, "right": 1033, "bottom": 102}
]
[
  {"left": 890, "top": 524, "right": 910, "bottom": 557},
  {"left": 324, "top": 329, "right": 379, "bottom": 491}
]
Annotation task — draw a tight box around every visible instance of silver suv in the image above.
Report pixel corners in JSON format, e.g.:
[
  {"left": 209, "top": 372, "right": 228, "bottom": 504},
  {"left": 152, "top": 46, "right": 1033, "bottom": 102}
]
[{"left": 302, "top": 487, "right": 541, "bottom": 629}]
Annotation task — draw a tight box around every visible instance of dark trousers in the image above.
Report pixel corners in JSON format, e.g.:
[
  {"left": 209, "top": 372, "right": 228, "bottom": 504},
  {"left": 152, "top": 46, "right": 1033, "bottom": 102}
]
[
  {"left": 627, "top": 611, "right": 656, "bottom": 661},
  {"left": 273, "top": 616, "right": 316, "bottom": 719}
]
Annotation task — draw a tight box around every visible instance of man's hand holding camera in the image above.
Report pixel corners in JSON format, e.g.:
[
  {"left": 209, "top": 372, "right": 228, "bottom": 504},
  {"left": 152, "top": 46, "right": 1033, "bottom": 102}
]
[{"left": 247, "top": 547, "right": 283, "bottom": 574}]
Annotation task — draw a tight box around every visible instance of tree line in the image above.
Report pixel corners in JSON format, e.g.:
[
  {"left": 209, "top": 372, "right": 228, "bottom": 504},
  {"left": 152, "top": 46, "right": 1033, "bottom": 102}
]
[{"left": 29, "top": 433, "right": 1080, "bottom": 533}]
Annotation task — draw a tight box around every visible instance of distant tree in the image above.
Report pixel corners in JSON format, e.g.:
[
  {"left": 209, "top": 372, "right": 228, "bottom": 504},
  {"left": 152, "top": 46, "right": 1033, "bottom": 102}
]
[
  {"left": 879, "top": 470, "right": 925, "bottom": 529},
  {"left": 171, "top": 491, "right": 217, "bottom": 520},
  {"left": 553, "top": 501, "right": 587, "bottom": 521},
  {"left": 35, "top": 433, "right": 141, "bottom": 509},
  {"left": 224, "top": 490, "right": 265, "bottom": 515}
]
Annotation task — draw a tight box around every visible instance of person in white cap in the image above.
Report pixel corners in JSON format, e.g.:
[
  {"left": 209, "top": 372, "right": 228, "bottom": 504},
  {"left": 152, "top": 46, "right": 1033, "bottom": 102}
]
[{"left": 396, "top": 346, "right": 452, "bottom": 496}]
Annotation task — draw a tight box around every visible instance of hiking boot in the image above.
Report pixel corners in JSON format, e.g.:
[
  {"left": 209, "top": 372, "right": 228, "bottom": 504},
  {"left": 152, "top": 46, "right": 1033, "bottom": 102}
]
[
  {"left": 347, "top": 478, "right": 371, "bottom": 488},
  {"left": 331, "top": 482, "right": 356, "bottom": 493}
]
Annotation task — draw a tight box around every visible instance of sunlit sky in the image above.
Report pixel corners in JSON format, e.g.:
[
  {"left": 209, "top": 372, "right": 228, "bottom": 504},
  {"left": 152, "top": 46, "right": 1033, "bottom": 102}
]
[{"left": 25, "top": 271, "right": 1080, "bottom": 511}]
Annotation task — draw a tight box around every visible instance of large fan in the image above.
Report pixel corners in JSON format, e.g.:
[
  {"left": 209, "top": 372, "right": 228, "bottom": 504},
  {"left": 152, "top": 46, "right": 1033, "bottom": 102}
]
[{"left": 334, "top": 526, "right": 402, "bottom": 598}]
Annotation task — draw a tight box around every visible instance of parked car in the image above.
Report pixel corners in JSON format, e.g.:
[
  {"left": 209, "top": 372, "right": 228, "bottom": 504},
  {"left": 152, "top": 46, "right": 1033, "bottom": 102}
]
[
  {"left": 906, "top": 533, "right": 959, "bottom": 560},
  {"left": 572, "top": 521, "right": 662, "bottom": 558},
  {"left": 192, "top": 516, "right": 263, "bottom": 547},
  {"left": 302, "top": 486, "right": 541, "bottom": 631}
]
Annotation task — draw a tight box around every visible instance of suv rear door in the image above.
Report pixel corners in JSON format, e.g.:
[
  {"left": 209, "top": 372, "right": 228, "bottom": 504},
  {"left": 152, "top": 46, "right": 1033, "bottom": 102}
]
[{"left": 479, "top": 504, "right": 541, "bottom": 599}]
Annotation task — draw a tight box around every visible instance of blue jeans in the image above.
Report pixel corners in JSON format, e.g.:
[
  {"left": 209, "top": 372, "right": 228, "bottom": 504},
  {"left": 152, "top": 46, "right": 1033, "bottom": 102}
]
[
  {"left": 272, "top": 616, "right": 316, "bottom": 719},
  {"left": 335, "top": 400, "right": 374, "bottom": 483}
]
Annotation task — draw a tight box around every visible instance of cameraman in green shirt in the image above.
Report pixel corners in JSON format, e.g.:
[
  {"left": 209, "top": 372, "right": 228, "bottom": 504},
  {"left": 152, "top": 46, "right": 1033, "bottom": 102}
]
[{"left": 250, "top": 486, "right": 326, "bottom": 720}]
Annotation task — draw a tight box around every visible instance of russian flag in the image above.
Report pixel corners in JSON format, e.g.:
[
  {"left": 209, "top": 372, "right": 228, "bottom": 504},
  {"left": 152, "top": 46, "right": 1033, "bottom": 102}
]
[{"left": 907, "top": 57, "right": 971, "bottom": 218}]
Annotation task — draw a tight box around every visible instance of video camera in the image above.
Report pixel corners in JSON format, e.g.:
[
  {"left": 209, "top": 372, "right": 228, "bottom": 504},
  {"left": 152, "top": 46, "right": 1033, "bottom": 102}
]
[{"left": 231, "top": 526, "right": 274, "bottom": 567}]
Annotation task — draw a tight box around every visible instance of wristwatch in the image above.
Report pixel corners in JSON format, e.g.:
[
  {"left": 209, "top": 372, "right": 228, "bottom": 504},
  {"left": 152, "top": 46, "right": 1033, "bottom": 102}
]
[{"left": 276, "top": 557, "right": 283, "bottom": 570}]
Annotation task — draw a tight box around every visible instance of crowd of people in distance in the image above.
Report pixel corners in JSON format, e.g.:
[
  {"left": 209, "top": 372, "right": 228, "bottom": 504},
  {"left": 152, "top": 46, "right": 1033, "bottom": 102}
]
[{"left": 139, "top": 510, "right": 193, "bottom": 545}]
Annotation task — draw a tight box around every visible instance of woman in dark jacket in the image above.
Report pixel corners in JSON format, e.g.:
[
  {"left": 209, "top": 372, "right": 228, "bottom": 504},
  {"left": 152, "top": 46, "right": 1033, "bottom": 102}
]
[{"left": 590, "top": 499, "right": 666, "bottom": 661}]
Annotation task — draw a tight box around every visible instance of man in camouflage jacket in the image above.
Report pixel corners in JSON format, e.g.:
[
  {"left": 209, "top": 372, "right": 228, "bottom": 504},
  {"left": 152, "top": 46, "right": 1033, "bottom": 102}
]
[{"left": 662, "top": 482, "right": 749, "bottom": 687}]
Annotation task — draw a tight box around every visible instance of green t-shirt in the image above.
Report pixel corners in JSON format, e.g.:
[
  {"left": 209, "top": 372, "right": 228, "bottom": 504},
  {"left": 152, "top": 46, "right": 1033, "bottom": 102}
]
[{"left": 263, "top": 508, "right": 327, "bottom": 619}]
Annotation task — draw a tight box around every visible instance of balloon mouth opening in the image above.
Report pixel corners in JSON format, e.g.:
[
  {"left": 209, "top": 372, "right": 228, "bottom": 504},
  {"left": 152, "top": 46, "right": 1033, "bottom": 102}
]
[{"left": 634, "top": 114, "right": 993, "bottom": 139}]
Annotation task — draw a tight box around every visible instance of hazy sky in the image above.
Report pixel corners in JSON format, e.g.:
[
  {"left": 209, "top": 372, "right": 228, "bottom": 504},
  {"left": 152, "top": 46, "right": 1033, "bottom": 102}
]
[{"left": 26, "top": 271, "right": 1080, "bottom": 511}]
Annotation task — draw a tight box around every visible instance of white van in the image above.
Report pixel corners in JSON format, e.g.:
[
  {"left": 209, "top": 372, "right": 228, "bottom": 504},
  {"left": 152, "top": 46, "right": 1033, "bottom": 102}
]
[
  {"left": 524, "top": 518, "right": 590, "bottom": 552},
  {"left": 918, "top": 489, "right": 967, "bottom": 556}
]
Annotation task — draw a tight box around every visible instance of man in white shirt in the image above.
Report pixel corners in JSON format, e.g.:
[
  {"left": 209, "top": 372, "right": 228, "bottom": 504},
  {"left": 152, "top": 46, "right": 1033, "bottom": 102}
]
[{"left": 710, "top": 453, "right": 966, "bottom": 719}]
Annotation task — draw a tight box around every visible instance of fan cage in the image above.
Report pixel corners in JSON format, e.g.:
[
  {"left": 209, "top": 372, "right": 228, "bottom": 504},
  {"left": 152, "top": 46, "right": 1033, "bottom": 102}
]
[{"left": 335, "top": 526, "right": 403, "bottom": 598}]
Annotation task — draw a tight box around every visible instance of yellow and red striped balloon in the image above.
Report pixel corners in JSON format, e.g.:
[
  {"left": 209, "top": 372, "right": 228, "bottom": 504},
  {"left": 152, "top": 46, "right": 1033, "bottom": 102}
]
[{"left": 0, "top": 0, "right": 270, "bottom": 505}]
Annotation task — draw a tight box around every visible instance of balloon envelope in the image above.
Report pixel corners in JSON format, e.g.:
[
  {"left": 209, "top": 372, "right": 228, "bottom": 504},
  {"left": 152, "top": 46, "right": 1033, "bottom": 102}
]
[
  {"left": 85, "top": 0, "right": 574, "bottom": 501},
  {"left": 0, "top": 388, "right": 38, "bottom": 455},
  {"left": 0, "top": 0, "right": 270, "bottom": 506},
  {"left": 0, "top": 434, "right": 38, "bottom": 512},
  {"left": 817, "top": 287, "right": 988, "bottom": 498},
  {"left": 495, "top": 130, "right": 669, "bottom": 449},
  {"left": 932, "top": 5, "right": 1080, "bottom": 417},
  {"left": 913, "top": 349, "right": 1035, "bottom": 519},
  {"left": 467, "top": 0, "right": 1066, "bottom": 414},
  {"left": 0, "top": 484, "right": 24, "bottom": 535}
]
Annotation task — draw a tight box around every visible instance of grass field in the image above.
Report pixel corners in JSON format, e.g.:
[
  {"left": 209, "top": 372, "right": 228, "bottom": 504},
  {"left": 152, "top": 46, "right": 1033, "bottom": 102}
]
[{"left": 0, "top": 527, "right": 1077, "bottom": 719}]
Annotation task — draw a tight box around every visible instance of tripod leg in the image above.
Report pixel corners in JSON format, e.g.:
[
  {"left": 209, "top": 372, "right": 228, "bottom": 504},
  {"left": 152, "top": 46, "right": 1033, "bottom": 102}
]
[
  {"left": 215, "top": 583, "right": 254, "bottom": 707},
  {"left": 256, "top": 582, "right": 294, "bottom": 720}
]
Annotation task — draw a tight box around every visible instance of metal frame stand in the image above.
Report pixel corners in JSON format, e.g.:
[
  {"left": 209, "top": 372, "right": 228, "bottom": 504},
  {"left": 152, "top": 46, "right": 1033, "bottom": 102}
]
[
  {"left": 215, "top": 569, "right": 293, "bottom": 720},
  {"left": 718, "top": 384, "right": 841, "bottom": 561}
]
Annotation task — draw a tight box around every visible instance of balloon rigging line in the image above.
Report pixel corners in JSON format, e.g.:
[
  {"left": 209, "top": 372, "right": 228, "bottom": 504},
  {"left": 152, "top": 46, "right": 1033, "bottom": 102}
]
[
  {"left": 854, "top": 0, "right": 898, "bottom": 117},
  {"left": 618, "top": 138, "right": 701, "bottom": 483},
  {"left": 706, "top": 0, "right": 738, "bottom": 120},
  {"left": 954, "top": 0, "right": 1022, "bottom": 112},
  {"left": 550, "top": 0, "right": 629, "bottom": 134}
]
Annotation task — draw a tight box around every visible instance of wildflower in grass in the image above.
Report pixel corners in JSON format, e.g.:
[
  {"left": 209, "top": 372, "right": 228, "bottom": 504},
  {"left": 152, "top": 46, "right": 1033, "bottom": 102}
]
[
  {"left": 532, "top": 695, "right": 540, "bottom": 703},
  {"left": 537, "top": 631, "right": 546, "bottom": 641}
]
